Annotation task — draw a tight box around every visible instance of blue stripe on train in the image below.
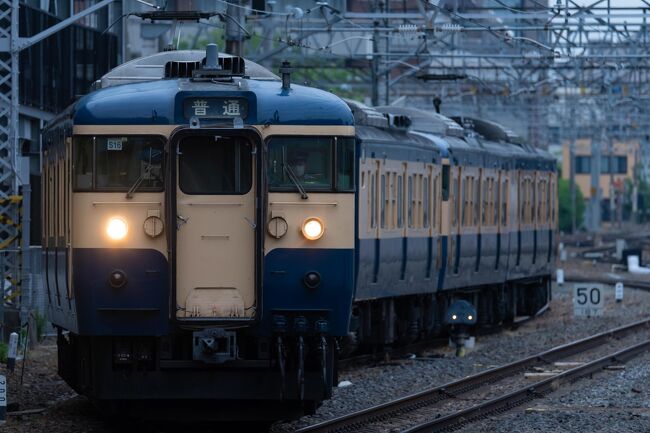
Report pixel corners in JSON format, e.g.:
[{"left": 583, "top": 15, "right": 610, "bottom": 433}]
[
  {"left": 262, "top": 248, "right": 354, "bottom": 336},
  {"left": 72, "top": 248, "right": 169, "bottom": 336}
]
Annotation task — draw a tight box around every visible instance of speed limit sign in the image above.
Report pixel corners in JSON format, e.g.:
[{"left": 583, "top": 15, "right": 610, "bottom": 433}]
[{"left": 573, "top": 284, "right": 604, "bottom": 317}]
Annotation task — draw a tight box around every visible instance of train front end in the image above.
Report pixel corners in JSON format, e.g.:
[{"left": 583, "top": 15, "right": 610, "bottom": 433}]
[{"left": 44, "top": 47, "right": 355, "bottom": 421}]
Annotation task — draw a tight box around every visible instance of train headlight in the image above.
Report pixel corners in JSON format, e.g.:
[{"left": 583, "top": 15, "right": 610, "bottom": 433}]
[
  {"left": 106, "top": 217, "right": 128, "bottom": 240},
  {"left": 301, "top": 217, "right": 324, "bottom": 240}
]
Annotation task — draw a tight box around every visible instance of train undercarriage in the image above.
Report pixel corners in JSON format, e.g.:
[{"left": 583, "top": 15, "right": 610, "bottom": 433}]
[{"left": 347, "top": 276, "right": 552, "bottom": 354}]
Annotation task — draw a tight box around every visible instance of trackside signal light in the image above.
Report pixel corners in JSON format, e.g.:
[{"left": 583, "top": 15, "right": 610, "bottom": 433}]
[
  {"left": 301, "top": 218, "right": 324, "bottom": 240},
  {"left": 107, "top": 217, "right": 128, "bottom": 240}
]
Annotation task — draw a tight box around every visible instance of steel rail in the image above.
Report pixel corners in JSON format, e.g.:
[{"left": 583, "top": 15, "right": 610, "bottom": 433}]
[
  {"left": 404, "top": 338, "right": 650, "bottom": 432},
  {"left": 296, "top": 318, "right": 650, "bottom": 433}
]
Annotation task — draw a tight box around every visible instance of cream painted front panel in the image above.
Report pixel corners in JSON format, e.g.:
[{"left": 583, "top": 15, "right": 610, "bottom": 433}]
[
  {"left": 71, "top": 192, "right": 166, "bottom": 254},
  {"left": 266, "top": 193, "right": 354, "bottom": 250},
  {"left": 176, "top": 180, "right": 256, "bottom": 319}
]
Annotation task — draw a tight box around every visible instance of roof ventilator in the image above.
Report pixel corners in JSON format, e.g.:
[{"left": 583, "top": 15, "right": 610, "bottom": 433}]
[
  {"left": 451, "top": 116, "right": 524, "bottom": 146},
  {"left": 164, "top": 43, "right": 246, "bottom": 80},
  {"left": 384, "top": 113, "right": 411, "bottom": 129}
]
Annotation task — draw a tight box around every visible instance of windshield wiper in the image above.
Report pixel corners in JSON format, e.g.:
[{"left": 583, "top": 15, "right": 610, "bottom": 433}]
[
  {"left": 283, "top": 163, "right": 308, "bottom": 199},
  {"left": 126, "top": 161, "right": 153, "bottom": 199}
]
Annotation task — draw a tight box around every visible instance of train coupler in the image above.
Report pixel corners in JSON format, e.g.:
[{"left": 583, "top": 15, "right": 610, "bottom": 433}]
[{"left": 192, "top": 328, "right": 237, "bottom": 364}]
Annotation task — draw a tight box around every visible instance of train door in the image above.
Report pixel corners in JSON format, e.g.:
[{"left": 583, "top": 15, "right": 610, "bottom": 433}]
[{"left": 173, "top": 130, "right": 261, "bottom": 320}]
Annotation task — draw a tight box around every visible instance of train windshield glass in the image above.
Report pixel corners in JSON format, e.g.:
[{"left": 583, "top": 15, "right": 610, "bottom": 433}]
[
  {"left": 267, "top": 136, "right": 354, "bottom": 191},
  {"left": 74, "top": 136, "right": 164, "bottom": 191},
  {"left": 178, "top": 136, "right": 252, "bottom": 194}
]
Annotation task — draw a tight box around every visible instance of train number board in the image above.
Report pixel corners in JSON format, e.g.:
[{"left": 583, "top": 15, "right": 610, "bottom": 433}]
[{"left": 573, "top": 283, "right": 604, "bottom": 317}]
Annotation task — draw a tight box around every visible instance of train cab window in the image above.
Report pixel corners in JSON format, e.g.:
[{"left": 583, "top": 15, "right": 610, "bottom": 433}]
[
  {"left": 268, "top": 136, "right": 331, "bottom": 190},
  {"left": 74, "top": 135, "right": 164, "bottom": 191},
  {"left": 180, "top": 136, "right": 252, "bottom": 194},
  {"left": 336, "top": 137, "right": 355, "bottom": 191},
  {"left": 267, "top": 136, "right": 354, "bottom": 192}
]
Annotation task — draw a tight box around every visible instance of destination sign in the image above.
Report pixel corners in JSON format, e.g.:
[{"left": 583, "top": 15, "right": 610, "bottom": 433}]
[{"left": 184, "top": 98, "right": 248, "bottom": 119}]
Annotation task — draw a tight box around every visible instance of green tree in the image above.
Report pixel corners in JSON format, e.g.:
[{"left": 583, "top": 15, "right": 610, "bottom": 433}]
[{"left": 558, "top": 178, "right": 585, "bottom": 232}]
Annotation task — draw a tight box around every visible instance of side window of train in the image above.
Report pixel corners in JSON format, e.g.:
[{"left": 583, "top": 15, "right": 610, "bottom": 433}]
[
  {"left": 472, "top": 177, "right": 478, "bottom": 226},
  {"left": 423, "top": 176, "right": 429, "bottom": 229},
  {"left": 417, "top": 174, "right": 423, "bottom": 228},
  {"left": 461, "top": 176, "right": 467, "bottom": 227},
  {"left": 450, "top": 171, "right": 456, "bottom": 227},
  {"left": 502, "top": 178, "right": 508, "bottom": 227},
  {"left": 390, "top": 171, "right": 399, "bottom": 230},
  {"left": 546, "top": 175, "right": 553, "bottom": 224},
  {"left": 519, "top": 175, "right": 525, "bottom": 224},
  {"left": 442, "top": 164, "right": 450, "bottom": 201},
  {"left": 407, "top": 175, "right": 413, "bottom": 228},
  {"left": 370, "top": 171, "right": 376, "bottom": 229},
  {"left": 380, "top": 174, "right": 386, "bottom": 229},
  {"left": 397, "top": 174, "right": 404, "bottom": 229},
  {"left": 531, "top": 177, "right": 536, "bottom": 225},
  {"left": 432, "top": 174, "right": 438, "bottom": 231},
  {"left": 481, "top": 178, "right": 488, "bottom": 227}
]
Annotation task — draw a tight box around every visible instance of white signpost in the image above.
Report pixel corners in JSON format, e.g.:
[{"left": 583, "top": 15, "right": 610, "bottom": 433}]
[
  {"left": 573, "top": 283, "right": 604, "bottom": 317},
  {"left": 615, "top": 282, "right": 624, "bottom": 303}
]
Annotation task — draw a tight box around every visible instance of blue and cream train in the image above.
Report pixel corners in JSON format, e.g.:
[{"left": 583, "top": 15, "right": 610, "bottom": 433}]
[{"left": 41, "top": 46, "right": 556, "bottom": 423}]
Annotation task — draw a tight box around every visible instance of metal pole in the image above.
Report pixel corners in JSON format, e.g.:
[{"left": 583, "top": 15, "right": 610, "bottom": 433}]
[
  {"left": 589, "top": 126, "right": 602, "bottom": 232},
  {"left": 569, "top": 115, "right": 577, "bottom": 233},
  {"left": 225, "top": 0, "right": 244, "bottom": 56},
  {"left": 371, "top": 19, "right": 379, "bottom": 106}
]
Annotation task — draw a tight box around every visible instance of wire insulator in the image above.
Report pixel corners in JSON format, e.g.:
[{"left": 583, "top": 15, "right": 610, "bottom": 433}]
[
  {"left": 437, "top": 23, "right": 463, "bottom": 33},
  {"left": 398, "top": 24, "right": 419, "bottom": 34}
]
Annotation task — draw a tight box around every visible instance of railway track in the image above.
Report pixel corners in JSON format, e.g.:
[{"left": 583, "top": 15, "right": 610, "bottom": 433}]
[
  {"left": 338, "top": 308, "right": 546, "bottom": 371},
  {"left": 296, "top": 318, "right": 650, "bottom": 433}
]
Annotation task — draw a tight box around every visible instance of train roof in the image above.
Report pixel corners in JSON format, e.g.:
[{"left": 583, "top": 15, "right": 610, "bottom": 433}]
[
  {"left": 374, "top": 106, "right": 465, "bottom": 138},
  {"left": 49, "top": 50, "right": 353, "bottom": 128}
]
